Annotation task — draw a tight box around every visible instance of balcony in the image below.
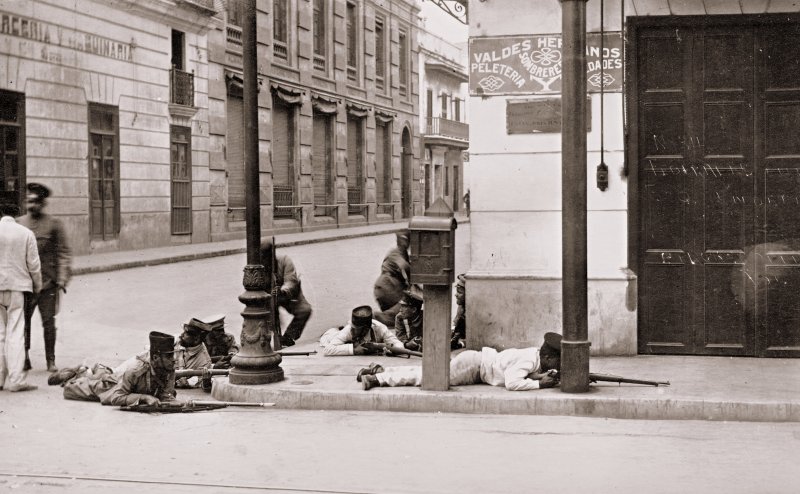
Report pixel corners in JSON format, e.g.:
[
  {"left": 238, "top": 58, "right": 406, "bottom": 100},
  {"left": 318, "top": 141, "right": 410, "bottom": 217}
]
[
  {"left": 170, "top": 67, "right": 194, "bottom": 107},
  {"left": 226, "top": 25, "right": 242, "bottom": 48},
  {"left": 424, "top": 117, "right": 469, "bottom": 147}
]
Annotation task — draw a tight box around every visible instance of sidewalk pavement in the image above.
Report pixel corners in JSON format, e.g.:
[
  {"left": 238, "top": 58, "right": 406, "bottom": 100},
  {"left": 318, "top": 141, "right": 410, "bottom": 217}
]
[
  {"left": 72, "top": 219, "right": 434, "bottom": 275},
  {"left": 213, "top": 342, "right": 800, "bottom": 423}
]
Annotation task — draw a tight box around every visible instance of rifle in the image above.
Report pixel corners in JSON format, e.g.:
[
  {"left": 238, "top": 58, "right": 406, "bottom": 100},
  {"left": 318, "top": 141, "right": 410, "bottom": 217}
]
[
  {"left": 385, "top": 346, "right": 422, "bottom": 358},
  {"left": 174, "top": 368, "right": 229, "bottom": 379},
  {"left": 550, "top": 370, "right": 669, "bottom": 387},
  {"left": 119, "top": 400, "right": 275, "bottom": 414},
  {"left": 589, "top": 372, "right": 670, "bottom": 387},
  {"left": 277, "top": 350, "right": 318, "bottom": 356}
]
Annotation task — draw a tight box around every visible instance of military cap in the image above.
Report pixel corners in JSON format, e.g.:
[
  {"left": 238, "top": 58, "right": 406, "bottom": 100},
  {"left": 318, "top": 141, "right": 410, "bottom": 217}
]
[
  {"left": 351, "top": 305, "right": 374, "bottom": 329},
  {"left": 184, "top": 318, "right": 213, "bottom": 334},
  {"left": 149, "top": 331, "right": 176, "bottom": 354},
  {"left": 396, "top": 231, "right": 409, "bottom": 242},
  {"left": 26, "top": 182, "right": 51, "bottom": 200},
  {"left": 199, "top": 313, "right": 226, "bottom": 331},
  {"left": 399, "top": 289, "right": 423, "bottom": 308},
  {"left": 542, "top": 332, "right": 562, "bottom": 352},
  {"left": 456, "top": 273, "right": 466, "bottom": 288}
]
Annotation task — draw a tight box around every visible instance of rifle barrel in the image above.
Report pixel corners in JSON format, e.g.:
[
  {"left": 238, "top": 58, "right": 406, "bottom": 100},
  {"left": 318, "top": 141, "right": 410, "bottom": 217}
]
[
  {"left": 277, "top": 351, "right": 318, "bottom": 356},
  {"left": 589, "top": 373, "right": 670, "bottom": 387},
  {"left": 189, "top": 400, "right": 275, "bottom": 407}
]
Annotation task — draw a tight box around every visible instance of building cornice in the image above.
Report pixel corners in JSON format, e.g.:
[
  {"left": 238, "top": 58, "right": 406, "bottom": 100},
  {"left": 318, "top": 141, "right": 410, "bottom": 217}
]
[{"left": 107, "top": 0, "right": 221, "bottom": 34}]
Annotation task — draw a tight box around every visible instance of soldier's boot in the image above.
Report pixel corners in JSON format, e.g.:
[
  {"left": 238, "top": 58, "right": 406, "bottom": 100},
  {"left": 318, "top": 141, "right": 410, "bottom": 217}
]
[
  {"left": 46, "top": 359, "right": 58, "bottom": 373},
  {"left": 23, "top": 351, "right": 32, "bottom": 371},
  {"left": 361, "top": 374, "right": 383, "bottom": 391},
  {"left": 356, "top": 362, "right": 385, "bottom": 382}
]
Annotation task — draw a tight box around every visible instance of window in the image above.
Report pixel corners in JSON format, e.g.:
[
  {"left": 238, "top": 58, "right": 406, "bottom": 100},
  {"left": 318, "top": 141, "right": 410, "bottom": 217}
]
[
  {"left": 398, "top": 29, "right": 408, "bottom": 96},
  {"left": 312, "top": 112, "right": 333, "bottom": 207},
  {"left": 227, "top": 0, "right": 244, "bottom": 27},
  {"left": 313, "top": 0, "right": 326, "bottom": 71},
  {"left": 445, "top": 164, "right": 450, "bottom": 196},
  {"left": 273, "top": 97, "right": 296, "bottom": 218},
  {"left": 440, "top": 93, "right": 448, "bottom": 119},
  {"left": 346, "top": 1, "right": 358, "bottom": 81},
  {"left": 0, "top": 90, "right": 24, "bottom": 209},
  {"left": 426, "top": 89, "right": 433, "bottom": 119},
  {"left": 375, "top": 17, "right": 386, "bottom": 90},
  {"left": 88, "top": 103, "right": 119, "bottom": 240},
  {"left": 347, "top": 116, "right": 364, "bottom": 214},
  {"left": 171, "top": 30, "right": 184, "bottom": 69},
  {"left": 454, "top": 98, "right": 461, "bottom": 122},
  {"left": 375, "top": 120, "right": 391, "bottom": 205},
  {"left": 273, "top": 0, "right": 288, "bottom": 60},
  {"left": 170, "top": 126, "right": 192, "bottom": 234}
]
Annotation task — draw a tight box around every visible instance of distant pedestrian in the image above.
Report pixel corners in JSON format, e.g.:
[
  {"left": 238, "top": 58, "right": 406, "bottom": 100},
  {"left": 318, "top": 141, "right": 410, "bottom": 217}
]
[
  {"left": 18, "top": 183, "right": 72, "bottom": 373},
  {"left": 373, "top": 231, "right": 411, "bottom": 328},
  {"left": 360, "top": 333, "right": 562, "bottom": 391},
  {"left": 260, "top": 239, "right": 313, "bottom": 348},
  {"left": 463, "top": 189, "right": 470, "bottom": 218},
  {"left": 0, "top": 202, "right": 42, "bottom": 392},
  {"left": 322, "top": 305, "right": 403, "bottom": 356}
]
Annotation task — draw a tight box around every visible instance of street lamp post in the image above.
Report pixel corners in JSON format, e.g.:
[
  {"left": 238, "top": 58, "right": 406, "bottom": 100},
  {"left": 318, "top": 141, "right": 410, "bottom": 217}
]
[
  {"left": 228, "top": 0, "right": 284, "bottom": 385},
  {"left": 560, "top": 0, "right": 590, "bottom": 393}
]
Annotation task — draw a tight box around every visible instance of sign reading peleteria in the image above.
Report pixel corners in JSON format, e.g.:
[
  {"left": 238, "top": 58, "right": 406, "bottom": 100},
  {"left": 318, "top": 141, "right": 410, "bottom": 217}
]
[{"left": 469, "top": 33, "right": 622, "bottom": 96}]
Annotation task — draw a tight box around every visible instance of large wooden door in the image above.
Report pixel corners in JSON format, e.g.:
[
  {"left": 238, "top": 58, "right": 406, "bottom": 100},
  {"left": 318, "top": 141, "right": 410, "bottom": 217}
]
[{"left": 634, "top": 16, "right": 800, "bottom": 357}]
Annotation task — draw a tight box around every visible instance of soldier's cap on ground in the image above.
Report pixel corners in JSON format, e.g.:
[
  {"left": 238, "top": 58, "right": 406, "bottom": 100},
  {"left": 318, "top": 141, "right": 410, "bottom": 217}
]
[
  {"left": 149, "top": 331, "right": 176, "bottom": 354},
  {"left": 351, "top": 306, "right": 373, "bottom": 328},
  {"left": 400, "top": 289, "right": 423, "bottom": 308},
  {"left": 26, "top": 182, "right": 51, "bottom": 200},
  {"left": 199, "top": 313, "right": 226, "bottom": 331},
  {"left": 543, "top": 332, "right": 562, "bottom": 352},
  {"left": 184, "top": 318, "right": 213, "bottom": 333}
]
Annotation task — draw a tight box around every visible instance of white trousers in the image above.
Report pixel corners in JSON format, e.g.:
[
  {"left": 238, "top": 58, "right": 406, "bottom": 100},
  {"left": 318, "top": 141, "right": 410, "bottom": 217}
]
[
  {"left": 376, "top": 350, "right": 483, "bottom": 387},
  {"left": 0, "top": 291, "right": 27, "bottom": 387}
]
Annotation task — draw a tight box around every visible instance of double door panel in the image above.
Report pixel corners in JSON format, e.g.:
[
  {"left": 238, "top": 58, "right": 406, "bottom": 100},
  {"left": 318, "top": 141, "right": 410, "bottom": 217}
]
[{"left": 637, "top": 19, "right": 800, "bottom": 357}]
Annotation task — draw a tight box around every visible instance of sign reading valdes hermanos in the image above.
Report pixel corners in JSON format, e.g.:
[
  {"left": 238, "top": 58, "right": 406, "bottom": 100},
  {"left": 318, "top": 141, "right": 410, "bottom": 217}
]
[{"left": 469, "top": 33, "right": 622, "bottom": 95}]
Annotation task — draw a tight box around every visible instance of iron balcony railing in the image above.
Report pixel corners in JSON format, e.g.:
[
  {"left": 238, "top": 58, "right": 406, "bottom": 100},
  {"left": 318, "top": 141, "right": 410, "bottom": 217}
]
[
  {"left": 226, "top": 25, "right": 243, "bottom": 47},
  {"left": 273, "top": 185, "right": 295, "bottom": 219},
  {"left": 425, "top": 117, "right": 468, "bottom": 141},
  {"left": 170, "top": 67, "right": 194, "bottom": 107}
]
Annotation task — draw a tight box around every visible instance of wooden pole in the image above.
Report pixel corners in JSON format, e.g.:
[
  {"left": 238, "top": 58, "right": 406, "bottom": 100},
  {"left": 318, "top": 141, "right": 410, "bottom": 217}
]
[
  {"left": 559, "top": 0, "right": 591, "bottom": 393},
  {"left": 421, "top": 284, "right": 451, "bottom": 391}
]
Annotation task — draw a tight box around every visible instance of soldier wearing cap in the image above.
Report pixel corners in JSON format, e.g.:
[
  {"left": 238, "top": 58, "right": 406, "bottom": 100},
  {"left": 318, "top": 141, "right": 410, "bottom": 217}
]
[
  {"left": 173, "top": 318, "right": 213, "bottom": 388},
  {"left": 260, "top": 239, "right": 313, "bottom": 348},
  {"left": 62, "top": 331, "right": 179, "bottom": 406},
  {"left": 322, "top": 305, "right": 404, "bottom": 356},
  {"left": 451, "top": 273, "right": 467, "bottom": 349},
  {"left": 18, "top": 182, "right": 72, "bottom": 373},
  {"left": 394, "top": 289, "right": 424, "bottom": 351},
  {"left": 201, "top": 314, "right": 239, "bottom": 368},
  {"left": 359, "top": 332, "right": 563, "bottom": 391},
  {"left": 373, "top": 231, "right": 411, "bottom": 328}
]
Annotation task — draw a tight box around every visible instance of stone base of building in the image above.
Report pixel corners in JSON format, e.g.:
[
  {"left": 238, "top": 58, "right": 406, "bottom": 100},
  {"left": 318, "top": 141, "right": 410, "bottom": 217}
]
[{"left": 465, "top": 273, "right": 637, "bottom": 356}]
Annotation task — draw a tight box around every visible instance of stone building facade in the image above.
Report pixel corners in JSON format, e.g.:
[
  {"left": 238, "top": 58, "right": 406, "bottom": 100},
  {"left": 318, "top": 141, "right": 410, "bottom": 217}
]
[
  {"left": 0, "top": 0, "right": 218, "bottom": 254},
  {"left": 207, "top": 0, "right": 421, "bottom": 239}
]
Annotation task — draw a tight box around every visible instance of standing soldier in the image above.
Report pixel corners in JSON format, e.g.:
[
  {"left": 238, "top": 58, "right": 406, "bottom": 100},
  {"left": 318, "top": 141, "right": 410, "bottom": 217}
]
[{"left": 19, "top": 183, "right": 72, "bottom": 373}]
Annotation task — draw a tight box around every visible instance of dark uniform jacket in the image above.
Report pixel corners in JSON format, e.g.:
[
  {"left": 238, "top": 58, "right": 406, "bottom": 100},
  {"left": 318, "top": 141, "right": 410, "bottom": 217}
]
[
  {"left": 17, "top": 213, "right": 71, "bottom": 290},
  {"left": 373, "top": 247, "right": 410, "bottom": 310},
  {"left": 275, "top": 255, "right": 306, "bottom": 305}
]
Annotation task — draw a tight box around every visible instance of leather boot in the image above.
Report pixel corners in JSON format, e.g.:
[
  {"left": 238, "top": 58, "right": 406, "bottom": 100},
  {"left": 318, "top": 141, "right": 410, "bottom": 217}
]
[
  {"left": 23, "top": 352, "right": 32, "bottom": 371},
  {"left": 362, "top": 374, "right": 382, "bottom": 391},
  {"left": 47, "top": 359, "right": 58, "bottom": 373}
]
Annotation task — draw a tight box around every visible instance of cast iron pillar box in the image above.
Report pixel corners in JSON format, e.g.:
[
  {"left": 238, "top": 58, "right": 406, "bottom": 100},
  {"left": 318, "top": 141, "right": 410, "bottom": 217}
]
[{"left": 409, "top": 198, "right": 457, "bottom": 285}]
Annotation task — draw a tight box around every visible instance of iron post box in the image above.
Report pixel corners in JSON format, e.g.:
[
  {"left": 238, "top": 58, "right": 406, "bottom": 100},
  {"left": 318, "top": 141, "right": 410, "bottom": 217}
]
[{"left": 409, "top": 213, "right": 457, "bottom": 286}]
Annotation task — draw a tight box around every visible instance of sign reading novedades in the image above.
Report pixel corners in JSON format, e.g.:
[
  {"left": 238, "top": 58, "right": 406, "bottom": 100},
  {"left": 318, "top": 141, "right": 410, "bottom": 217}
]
[{"left": 469, "top": 33, "right": 622, "bottom": 96}]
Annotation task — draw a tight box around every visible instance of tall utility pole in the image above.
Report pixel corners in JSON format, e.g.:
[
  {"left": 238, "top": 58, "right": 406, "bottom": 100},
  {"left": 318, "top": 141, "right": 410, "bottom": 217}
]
[
  {"left": 560, "top": 0, "right": 590, "bottom": 393},
  {"left": 228, "top": 0, "right": 284, "bottom": 385}
]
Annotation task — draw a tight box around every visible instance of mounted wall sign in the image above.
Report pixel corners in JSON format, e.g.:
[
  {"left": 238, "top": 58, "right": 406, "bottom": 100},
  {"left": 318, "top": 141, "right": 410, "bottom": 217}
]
[
  {"left": 469, "top": 32, "right": 622, "bottom": 96},
  {"left": 506, "top": 97, "right": 591, "bottom": 134}
]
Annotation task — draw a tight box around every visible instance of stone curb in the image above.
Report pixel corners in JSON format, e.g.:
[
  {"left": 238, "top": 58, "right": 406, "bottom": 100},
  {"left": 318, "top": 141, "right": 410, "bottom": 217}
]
[
  {"left": 72, "top": 225, "right": 410, "bottom": 276},
  {"left": 212, "top": 380, "right": 800, "bottom": 422}
]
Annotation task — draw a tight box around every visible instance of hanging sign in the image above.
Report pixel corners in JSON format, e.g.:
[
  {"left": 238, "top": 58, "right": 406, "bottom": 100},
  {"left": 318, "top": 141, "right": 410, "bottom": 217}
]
[
  {"left": 469, "top": 32, "right": 622, "bottom": 96},
  {"left": 506, "top": 97, "right": 591, "bottom": 134}
]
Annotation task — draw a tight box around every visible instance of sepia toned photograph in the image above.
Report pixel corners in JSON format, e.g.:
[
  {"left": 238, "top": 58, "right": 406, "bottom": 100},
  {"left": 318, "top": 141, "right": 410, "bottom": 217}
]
[{"left": 0, "top": 0, "right": 798, "bottom": 493}]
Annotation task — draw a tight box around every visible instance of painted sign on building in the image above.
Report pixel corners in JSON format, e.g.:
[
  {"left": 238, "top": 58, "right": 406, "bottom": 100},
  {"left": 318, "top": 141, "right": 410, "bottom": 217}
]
[{"left": 469, "top": 32, "right": 622, "bottom": 96}]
